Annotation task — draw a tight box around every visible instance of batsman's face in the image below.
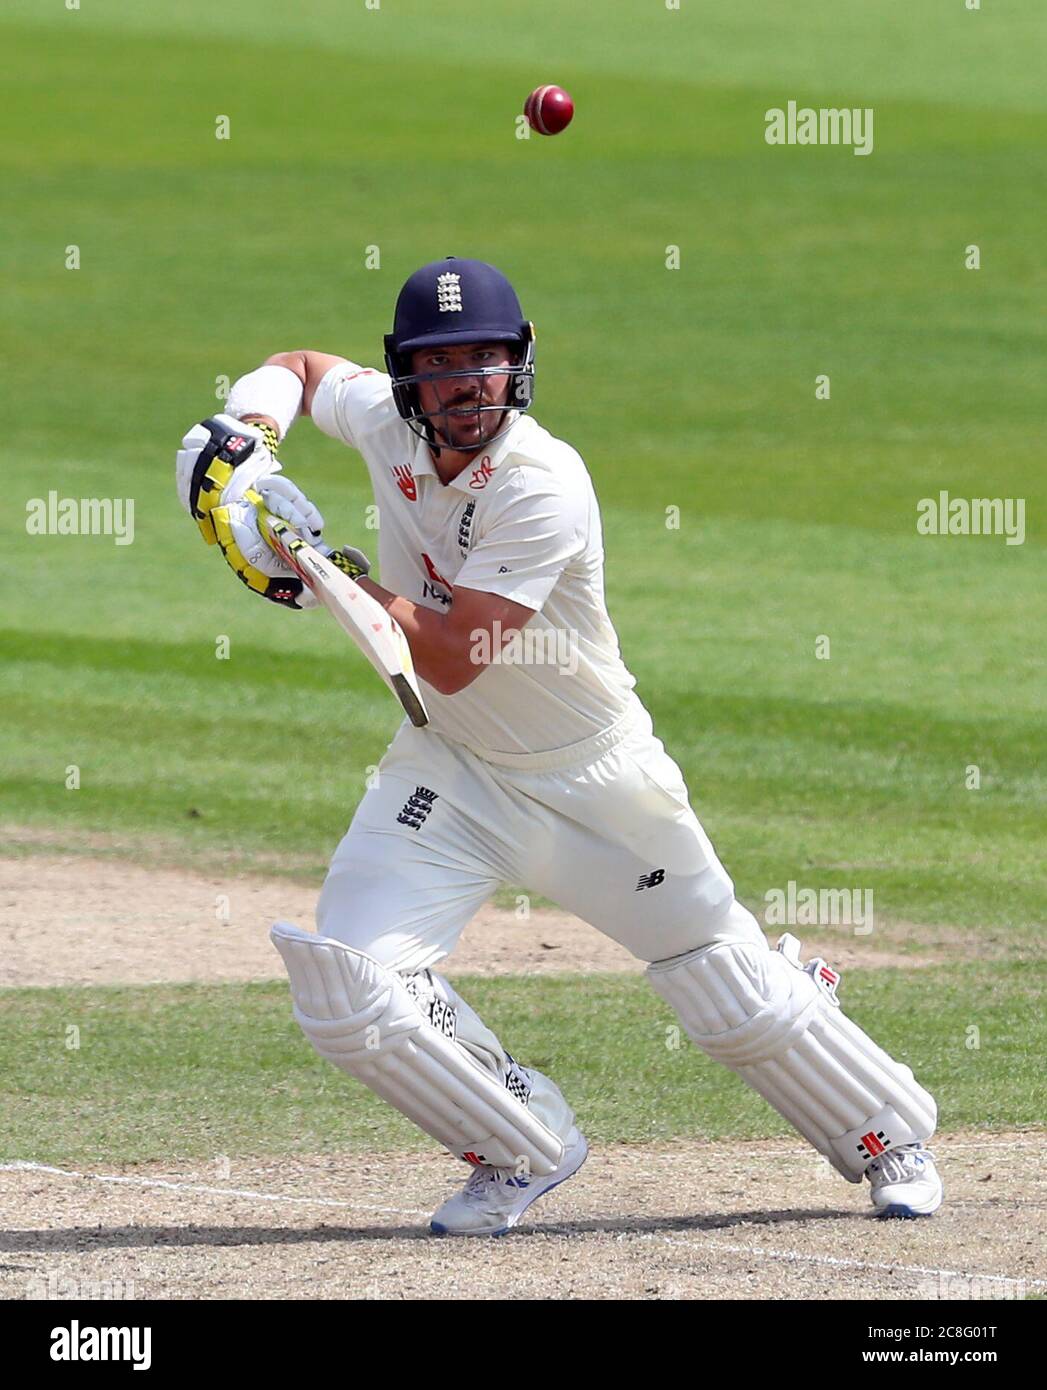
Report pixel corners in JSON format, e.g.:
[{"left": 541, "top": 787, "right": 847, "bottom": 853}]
[{"left": 411, "top": 343, "right": 514, "bottom": 452}]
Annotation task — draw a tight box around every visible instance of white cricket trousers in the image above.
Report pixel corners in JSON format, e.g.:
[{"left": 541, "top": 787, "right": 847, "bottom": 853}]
[{"left": 315, "top": 698, "right": 766, "bottom": 1149}]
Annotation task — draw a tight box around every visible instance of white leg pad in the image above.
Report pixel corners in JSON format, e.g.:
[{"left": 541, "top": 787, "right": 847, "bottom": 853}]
[
  {"left": 647, "top": 935, "right": 937, "bottom": 1181},
  {"left": 271, "top": 922, "right": 565, "bottom": 1175}
]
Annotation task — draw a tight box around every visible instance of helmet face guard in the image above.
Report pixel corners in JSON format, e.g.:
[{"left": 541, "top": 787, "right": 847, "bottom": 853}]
[
  {"left": 383, "top": 257, "right": 536, "bottom": 454},
  {"left": 384, "top": 326, "right": 535, "bottom": 452}
]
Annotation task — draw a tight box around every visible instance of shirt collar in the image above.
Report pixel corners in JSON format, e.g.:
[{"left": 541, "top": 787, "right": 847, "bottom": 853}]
[{"left": 409, "top": 412, "right": 527, "bottom": 493}]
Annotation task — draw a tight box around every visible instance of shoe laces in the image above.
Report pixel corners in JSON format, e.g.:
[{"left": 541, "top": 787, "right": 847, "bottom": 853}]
[
  {"left": 464, "top": 1163, "right": 518, "bottom": 1196},
  {"left": 869, "top": 1143, "right": 936, "bottom": 1184}
]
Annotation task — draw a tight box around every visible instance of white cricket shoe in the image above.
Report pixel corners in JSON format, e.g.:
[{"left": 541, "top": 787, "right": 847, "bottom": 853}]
[
  {"left": 430, "top": 1128, "right": 588, "bottom": 1237},
  {"left": 866, "top": 1143, "right": 943, "bottom": 1218}
]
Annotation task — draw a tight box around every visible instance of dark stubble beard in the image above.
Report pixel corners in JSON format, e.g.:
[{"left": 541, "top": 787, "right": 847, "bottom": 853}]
[{"left": 436, "top": 404, "right": 508, "bottom": 454}]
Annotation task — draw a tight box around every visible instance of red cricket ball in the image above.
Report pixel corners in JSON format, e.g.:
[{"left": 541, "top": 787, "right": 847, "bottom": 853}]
[{"left": 524, "top": 85, "right": 574, "bottom": 137}]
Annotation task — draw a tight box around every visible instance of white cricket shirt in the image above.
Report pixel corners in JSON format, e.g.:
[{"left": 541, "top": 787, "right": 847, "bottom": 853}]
[{"left": 311, "top": 361, "right": 640, "bottom": 761}]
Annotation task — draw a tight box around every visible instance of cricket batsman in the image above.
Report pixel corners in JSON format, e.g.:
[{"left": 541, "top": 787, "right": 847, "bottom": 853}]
[{"left": 175, "top": 257, "right": 942, "bottom": 1234}]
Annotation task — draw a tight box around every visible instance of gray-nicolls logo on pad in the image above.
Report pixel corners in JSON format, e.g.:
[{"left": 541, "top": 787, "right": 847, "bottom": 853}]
[{"left": 437, "top": 273, "right": 463, "bottom": 312}]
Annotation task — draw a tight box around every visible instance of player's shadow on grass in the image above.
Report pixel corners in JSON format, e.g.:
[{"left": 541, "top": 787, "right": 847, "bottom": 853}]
[{"left": 0, "top": 1206, "right": 858, "bottom": 1254}]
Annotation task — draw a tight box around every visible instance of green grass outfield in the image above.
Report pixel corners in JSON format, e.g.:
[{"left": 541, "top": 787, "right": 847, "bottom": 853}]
[
  {"left": 3, "top": 965, "right": 1042, "bottom": 1166},
  {"left": 2, "top": 9, "right": 1044, "bottom": 945}
]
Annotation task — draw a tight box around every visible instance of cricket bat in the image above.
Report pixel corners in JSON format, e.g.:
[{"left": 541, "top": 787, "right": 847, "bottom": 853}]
[{"left": 260, "top": 510, "right": 429, "bottom": 728}]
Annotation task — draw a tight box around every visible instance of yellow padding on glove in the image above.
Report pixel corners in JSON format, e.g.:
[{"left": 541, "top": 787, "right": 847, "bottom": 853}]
[
  {"left": 193, "top": 457, "right": 238, "bottom": 546},
  {"left": 211, "top": 493, "right": 279, "bottom": 599}
]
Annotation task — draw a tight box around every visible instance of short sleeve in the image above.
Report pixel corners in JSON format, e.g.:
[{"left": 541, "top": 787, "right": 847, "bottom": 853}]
[
  {"left": 311, "top": 362, "right": 395, "bottom": 449},
  {"left": 454, "top": 476, "right": 589, "bottom": 612}
]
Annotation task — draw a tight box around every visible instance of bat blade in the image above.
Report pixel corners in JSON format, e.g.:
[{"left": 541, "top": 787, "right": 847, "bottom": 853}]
[{"left": 263, "top": 513, "right": 429, "bottom": 727}]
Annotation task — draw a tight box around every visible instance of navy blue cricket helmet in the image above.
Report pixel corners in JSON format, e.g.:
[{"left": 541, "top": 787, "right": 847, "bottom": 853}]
[{"left": 384, "top": 257, "right": 535, "bottom": 450}]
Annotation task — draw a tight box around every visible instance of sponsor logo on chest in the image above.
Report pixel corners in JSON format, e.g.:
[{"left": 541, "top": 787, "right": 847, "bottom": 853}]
[{"left": 421, "top": 551, "right": 453, "bottom": 606}]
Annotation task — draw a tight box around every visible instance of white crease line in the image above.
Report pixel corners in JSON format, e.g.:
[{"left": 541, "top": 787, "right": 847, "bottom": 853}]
[
  {"left": 0, "top": 1162, "right": 429, "bottom": 1219},
  {"left": 918, "top": 1140, "right": 1044, "bottom": 1153},
  {"left": 659, "top": 1236, "right": 1047, "bottom": 1288},
  {"left": 648, "top": 1137, "right": 1043, "bottom": 1163}
]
